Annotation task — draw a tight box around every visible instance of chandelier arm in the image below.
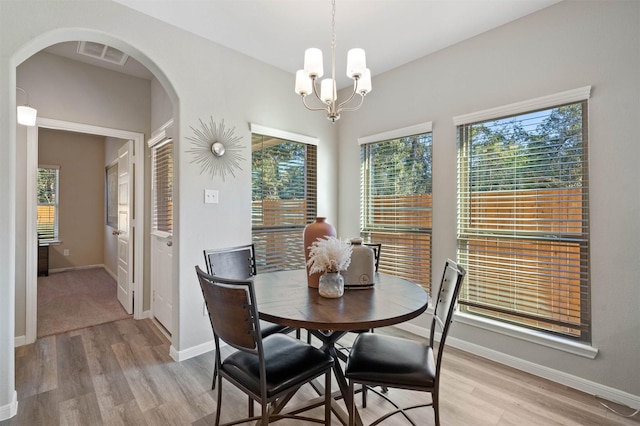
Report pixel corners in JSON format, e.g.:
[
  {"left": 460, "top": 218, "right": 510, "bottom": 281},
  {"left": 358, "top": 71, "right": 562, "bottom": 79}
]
[
  {"left": 301, "top": 95, "right": 332, "bottom": 112},
  {"left": 337, "top": 94, "right": 365, "bottom": 112},
  {"left": 336, "top": 78, "right": 360, "bottom": 111}
]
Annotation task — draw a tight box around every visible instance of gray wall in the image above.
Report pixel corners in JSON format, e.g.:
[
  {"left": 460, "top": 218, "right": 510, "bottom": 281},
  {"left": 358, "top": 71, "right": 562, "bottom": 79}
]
[
  {"left": 1, "top": 0, "right": 638, "bottom": 418},
  {"left": 1, "top": 0, "right": 337, "bottom": 415},
  {"left": 337, "top": 0, "right": 640, "bottom": 401}
]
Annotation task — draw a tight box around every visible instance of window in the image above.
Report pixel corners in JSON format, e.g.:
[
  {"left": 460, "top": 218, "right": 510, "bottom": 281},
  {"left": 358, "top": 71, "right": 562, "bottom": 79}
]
[
  {"left": 360, "top": 125, "right": 433, "bottom": 293},
  {"left": 456, "top": 89, "right": 590, "bottom": 342},
  {"left": 151, "top": 138, "right": 173, "bottom": 235},
  {"left": 37, "top": 165, "right": 59, "bottom": 242},
  {"left": 252, "top": 128, "right": 317, "bottom": 272}
]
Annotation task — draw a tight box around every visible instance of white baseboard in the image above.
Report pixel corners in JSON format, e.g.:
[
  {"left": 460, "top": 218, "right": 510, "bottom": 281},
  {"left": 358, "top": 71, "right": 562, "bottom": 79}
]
[
  {"left": 170, "top": 340, "right": 215, "bottom": 362},
  {"left": 0, "top": 390, "right": 18, "bottom": 421},
  {"left": 48, "top": 264, "right": 105, "bottom": 274},
  {"left": 14, "top": 335, "right": 27, "bottom": 347},
  {"left": 394, "top": 323, "right": 640, "bottom": 410},
  {"left": 103, "top": 265, "right": 117, "bottom": 281}
]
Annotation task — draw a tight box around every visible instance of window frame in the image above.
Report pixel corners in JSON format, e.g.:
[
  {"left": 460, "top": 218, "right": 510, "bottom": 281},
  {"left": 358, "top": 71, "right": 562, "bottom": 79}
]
[
  {"left": 454, "top": 87, "right": 592, "bottom": 345},
  {"left": 250, "top": 124, "right": 318, "bottom": 273},
  {"left": 148, "top": 124, "right": 174, "bottom": 238},
  {"left": 358, "top": 122, "right": 433, "bottom": 293},
  {"left": 36, "top": 165, "right": 60, "bottom": 243},
  {"left": 150, "top": 138, "right": 174, "bottom": 237}
]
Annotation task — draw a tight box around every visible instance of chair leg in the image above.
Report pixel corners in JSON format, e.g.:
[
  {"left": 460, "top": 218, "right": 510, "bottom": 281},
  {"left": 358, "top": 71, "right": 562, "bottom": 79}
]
[
  {"left": 249, "top": 395, "right": 254, "bottom": 417},
  {"left": 362, "top": 384, "right": 367, "bottom": 408},
  {"left": 325, "top": 369, "right": 332, "bottom": 425},
  {"left": 212, "top": 363, "right": 218, "bottom": 390},
  {"left": 433, "top": 391, "right": 440, "bottom": 426},
  {"left": 261, "top": 400, "right": 269, "bottom": 426},
  {"left": 215, "top": 376, "right": 223, "bottom": 426},
  {"left": 348, "top": 380, "right": 355, "bottom": 426}
]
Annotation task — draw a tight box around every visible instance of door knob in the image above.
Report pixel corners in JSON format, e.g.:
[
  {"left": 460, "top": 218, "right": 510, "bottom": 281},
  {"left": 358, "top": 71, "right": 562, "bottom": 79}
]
[
  {"left": 112, "top": 230, "right": 121, "bottom": 235},
  {"left": 166, "top": 240, "right": 173, "bottom": 247}
]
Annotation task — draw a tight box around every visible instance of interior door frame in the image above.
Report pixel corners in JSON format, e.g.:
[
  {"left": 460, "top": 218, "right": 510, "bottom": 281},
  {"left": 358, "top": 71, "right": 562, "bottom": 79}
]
[{"left": 24, "top": 117, "right": 145, "bottom": 344}]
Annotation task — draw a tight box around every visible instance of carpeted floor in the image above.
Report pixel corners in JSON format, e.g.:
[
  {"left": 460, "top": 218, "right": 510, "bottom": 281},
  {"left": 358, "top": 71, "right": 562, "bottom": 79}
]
[{"left": 37, "top": 267, "right": 132, "bottom": 338}]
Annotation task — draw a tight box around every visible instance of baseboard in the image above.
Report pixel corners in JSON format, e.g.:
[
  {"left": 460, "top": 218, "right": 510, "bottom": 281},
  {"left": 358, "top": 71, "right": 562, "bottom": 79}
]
[
  {"left": 48, "top": 264, "right": 105, "bottom": 274},
  {"left": 394, "top": 323, "right": 640, "bottom": 410},
  {"left": 169, "top": 339, "right": 215, "bottom": 362},
  {"left": 14, "top": 335, "right": 27, "bottom": 347},
  {"left": 103, "top": 265, "right": 117, "bottom": 281},
  {"left": 0, "top": 390, "right": 18, "bottom": 421}
]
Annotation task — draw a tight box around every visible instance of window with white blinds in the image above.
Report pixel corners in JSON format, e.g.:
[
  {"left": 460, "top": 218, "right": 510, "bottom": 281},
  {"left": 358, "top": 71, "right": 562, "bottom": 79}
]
[
  {"left": 151, "top": 138, "right": 173, "bottom": 235},
  {"left": 360, "top": 131, "right": 433, "bottom": 293},
  {"left": 252, "top": 132, "right": 317, "bottom": 272},
  {"left": 456, "top": 97, "right": 590, "bottom": 341},
  {"left": 37, "top": 166, "right": 59, "bottom": 242}
]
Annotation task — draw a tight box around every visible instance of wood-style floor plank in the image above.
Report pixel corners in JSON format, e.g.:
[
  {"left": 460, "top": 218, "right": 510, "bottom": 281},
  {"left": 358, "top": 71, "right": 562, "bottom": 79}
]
[{"left": 3, "top": 318, "right": 639, "bottom": 426}]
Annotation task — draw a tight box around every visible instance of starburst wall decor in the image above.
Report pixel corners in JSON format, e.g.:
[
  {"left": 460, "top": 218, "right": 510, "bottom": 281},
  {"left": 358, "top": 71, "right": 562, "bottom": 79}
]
[{"left": 187, "top": 118, "right": 246, "bottom": 181}]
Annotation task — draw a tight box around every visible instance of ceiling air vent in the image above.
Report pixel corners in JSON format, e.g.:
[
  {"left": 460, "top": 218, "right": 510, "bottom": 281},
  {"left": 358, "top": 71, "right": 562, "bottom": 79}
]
[{"left": 77, "top": 41, "right": 129, "bottom": 66}]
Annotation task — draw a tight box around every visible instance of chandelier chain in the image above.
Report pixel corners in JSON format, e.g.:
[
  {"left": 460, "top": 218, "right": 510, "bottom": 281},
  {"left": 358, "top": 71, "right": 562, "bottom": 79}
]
[{"left": 331, "top": 0, "right": 336, "bottom": 50}]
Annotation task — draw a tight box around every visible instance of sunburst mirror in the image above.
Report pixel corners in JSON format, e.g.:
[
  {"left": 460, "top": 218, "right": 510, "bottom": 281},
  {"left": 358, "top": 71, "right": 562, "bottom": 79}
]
[{"left": 187, "top": 118, "right": 246, "bottom": 181}]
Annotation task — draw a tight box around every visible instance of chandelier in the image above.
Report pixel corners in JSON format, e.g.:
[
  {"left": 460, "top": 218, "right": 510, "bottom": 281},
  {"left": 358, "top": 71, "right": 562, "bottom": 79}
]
[{"left": 294, "top": 0, "right": 372, "bottom": 122}]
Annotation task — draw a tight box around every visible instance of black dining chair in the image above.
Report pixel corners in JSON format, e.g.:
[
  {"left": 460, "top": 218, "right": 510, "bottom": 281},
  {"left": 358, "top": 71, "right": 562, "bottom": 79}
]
[
  {"left": 363, "top": 243, "right": 382, "bottom": 272},
  {"left": 345, "top": 258, "right": 466, "bottom": 426},
  {"left": 335, "top": 242, "right": 382, "bottom": 405},
  {"left": 203, "top": 244, "right": 297, "bottom": 389},
  {"left": 195, "top": 266, "right": 334, "bottom": 426}
]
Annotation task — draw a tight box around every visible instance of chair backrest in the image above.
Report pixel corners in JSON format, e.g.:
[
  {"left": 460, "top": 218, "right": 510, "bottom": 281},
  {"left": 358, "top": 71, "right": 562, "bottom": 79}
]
[
  {"left": 429, "top": 259, "right": 465, "bottom": 369},
  {"left": 364, "top": 243, "right": 382, "bottom": 272},
  {"left": 195, "top": 265, "right": 261, "bottom": 354},
  {"left": 203, "top": 244, "right": 257, "bottom": 279}
]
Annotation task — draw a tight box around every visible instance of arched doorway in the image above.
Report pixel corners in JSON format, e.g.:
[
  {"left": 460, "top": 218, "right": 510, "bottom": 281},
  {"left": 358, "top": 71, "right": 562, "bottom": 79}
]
[{"left": 12, "top": 31, "right": 179, "bottom": 345}]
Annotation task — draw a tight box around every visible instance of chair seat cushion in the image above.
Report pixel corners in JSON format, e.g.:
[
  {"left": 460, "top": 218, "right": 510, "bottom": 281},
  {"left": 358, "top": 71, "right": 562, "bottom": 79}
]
[
  {"left": 345, "top": 332, "right": 436, "bottom": 389},
  {"left": 222, "top": 333, "right": 334, "bottom": 398},
  {"left": 259, "top": 320, "right": 289, "bottom": 337}
]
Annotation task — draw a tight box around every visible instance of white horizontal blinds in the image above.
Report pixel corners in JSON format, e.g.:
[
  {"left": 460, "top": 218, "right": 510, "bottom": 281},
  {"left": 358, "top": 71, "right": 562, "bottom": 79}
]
[
  {"left": 152, "top": 139, "right": 173, "bottom": 234},
  {"left": 37, "top": 166, "right": 59, "bottom": 241},
  {"left": 361, "top": 133, "right": 433, "bottom": 293},
  {"left": 252, "top": 133, "right": 317, "bottom": 272},
  {"left": 457, "top": 101, "right": 590, "bottom": 341}
]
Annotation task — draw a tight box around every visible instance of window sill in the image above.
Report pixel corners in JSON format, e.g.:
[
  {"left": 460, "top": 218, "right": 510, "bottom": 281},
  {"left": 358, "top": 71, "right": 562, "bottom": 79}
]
[{"left": 454, "top": 312, "right": 598, "bottom": 359}]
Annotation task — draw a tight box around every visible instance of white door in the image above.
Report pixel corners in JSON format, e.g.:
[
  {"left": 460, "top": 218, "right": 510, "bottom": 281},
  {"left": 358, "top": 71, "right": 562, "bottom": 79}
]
[
  {"left": 152, "top": 235, "right": 173, "bottom": 332},
  {"left": 116, "top": 141, "right": 134, "bottom": 314},
  {"left": 150, "top": 135, "right": 174, "bottom": 333}
]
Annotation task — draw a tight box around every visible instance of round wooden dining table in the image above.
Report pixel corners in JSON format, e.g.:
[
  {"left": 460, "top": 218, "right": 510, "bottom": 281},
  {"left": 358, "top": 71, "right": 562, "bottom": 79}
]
[{"left": 252, "top": 269, "right": 429, "bottom": 425}]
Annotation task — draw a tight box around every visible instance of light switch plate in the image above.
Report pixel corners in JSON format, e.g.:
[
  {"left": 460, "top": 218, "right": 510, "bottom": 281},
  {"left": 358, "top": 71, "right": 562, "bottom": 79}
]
[{"left": 204, "top": 189, "right": 219, "bottom": 204}]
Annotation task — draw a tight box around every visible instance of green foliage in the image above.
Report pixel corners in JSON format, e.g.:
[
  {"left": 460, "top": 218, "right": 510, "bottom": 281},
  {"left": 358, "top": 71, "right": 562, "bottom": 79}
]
[
  {"left": 252, "top": 141, "right": 308, "bottom": 201},
  {"left": 367, "top": 133, "right": 432, "bottom": 196},
  {"left": 467, "top": 104, "right": 584, "bottom": 191},
  {"left": 37, "top": 167, "right": 57, "bottom": 204}
]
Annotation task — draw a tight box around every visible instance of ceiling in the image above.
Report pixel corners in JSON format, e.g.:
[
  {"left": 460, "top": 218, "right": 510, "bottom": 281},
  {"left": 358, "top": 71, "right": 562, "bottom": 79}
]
[{"left": 47, "top": 0, "right": 562, "bottom": 86}]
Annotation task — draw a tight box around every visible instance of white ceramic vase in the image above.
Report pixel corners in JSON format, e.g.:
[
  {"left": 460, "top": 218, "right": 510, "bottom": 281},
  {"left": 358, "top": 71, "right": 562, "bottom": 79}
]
[{"left": 318, "top": 272, "right": 344, "bottom": 298}]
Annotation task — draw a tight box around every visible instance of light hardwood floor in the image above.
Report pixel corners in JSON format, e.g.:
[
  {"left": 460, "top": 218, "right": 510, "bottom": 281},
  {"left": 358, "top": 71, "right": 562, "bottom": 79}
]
[{"left": 3, "top": 318, "right": 639, "bottom": 425}]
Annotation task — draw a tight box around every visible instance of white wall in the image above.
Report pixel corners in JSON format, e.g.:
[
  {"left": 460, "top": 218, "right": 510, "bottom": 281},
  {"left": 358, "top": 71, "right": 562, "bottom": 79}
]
[
  {"left": 338, "top": 0, "right": 640, "bottom": 402},
  {"left": 0, "top": 0, "right": 337, "bottom": 417}
]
